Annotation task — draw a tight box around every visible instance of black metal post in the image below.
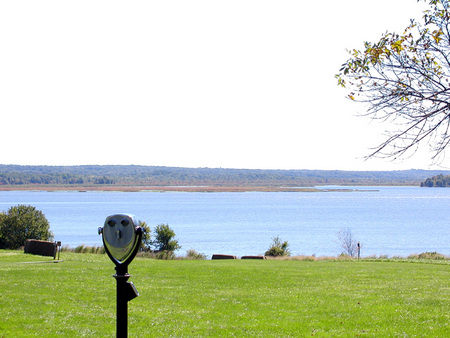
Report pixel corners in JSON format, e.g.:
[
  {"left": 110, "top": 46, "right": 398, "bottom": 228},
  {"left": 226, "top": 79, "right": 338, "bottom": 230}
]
[
  {"left": 100, "top": 215, "right": 142, "bottom": 337},
  {"left": 114, "top": 264, "right": 129, "bottom": 338},
  {"left": 357, "top": 242, "right": 361, "bottom": 261}
]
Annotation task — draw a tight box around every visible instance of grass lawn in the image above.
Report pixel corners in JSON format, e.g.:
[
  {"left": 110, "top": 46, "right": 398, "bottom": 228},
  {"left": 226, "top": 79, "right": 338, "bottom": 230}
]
[{"left": 0, "top": 250, "right": 449, "bottom": 337}]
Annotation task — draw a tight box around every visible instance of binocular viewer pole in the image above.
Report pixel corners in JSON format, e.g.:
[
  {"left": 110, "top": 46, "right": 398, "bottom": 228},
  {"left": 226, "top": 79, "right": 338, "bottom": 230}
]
[
  {"left": 99, "top": 214, "right": 143, "bottom": 338},
  {"left": 114, "top": 264, "right": 139, "bottom": 337}
]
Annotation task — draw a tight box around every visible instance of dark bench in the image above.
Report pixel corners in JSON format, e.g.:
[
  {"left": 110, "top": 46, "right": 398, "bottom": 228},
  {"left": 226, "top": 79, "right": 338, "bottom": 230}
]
[
  {"left": 211, "top": 254, "right": 237, "bottom": 260},
  {"left": 241, "top": 255, "right": 266, "bottom": 260},
  {"left": 24, "top": 240, "right": 61, "bottom": 259}
]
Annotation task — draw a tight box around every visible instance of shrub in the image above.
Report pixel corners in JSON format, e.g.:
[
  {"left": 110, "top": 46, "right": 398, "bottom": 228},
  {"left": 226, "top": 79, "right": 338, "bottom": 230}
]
[
  {"left": 72, "top": 245, "right": 105, "bottom": 254},
  {"left": 155, "top": 251, "right": 176, "bottom": 260},
  {"left": 265, "top": 236, "right": 291, "bottom": 257},
  {"left": 139, "top": 221, "right": 152, "bottom": 251},
  {"left": 74, "top": 245, "right": 86, "bottom": 253},
  {"left": 0, "top": 205, "right": 53, "bottom": 249},
  {"left": 185, "top": 249, "right": 207, "bottom": 260},
  {"left": 152, "top": 224, "right": 181, "bottom": 253},
  {"left": 412, "top": 252, "right": 447, "bottom": 260}
]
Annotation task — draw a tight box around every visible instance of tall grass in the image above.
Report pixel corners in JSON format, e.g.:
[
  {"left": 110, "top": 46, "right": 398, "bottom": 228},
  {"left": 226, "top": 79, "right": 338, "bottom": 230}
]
[{"left": 63, "top": 245, "right": 105, "bottom": 254}]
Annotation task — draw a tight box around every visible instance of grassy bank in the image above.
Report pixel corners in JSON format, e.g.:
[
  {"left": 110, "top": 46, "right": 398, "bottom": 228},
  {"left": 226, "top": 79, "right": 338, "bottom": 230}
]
[{"left": 0, "top": 250, "right": 449, "bottom": 337}]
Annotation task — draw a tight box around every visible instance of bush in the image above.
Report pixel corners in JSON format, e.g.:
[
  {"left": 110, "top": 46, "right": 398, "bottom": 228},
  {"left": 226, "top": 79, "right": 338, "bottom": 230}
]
[
  {"left": 72, "top": 245, "right": 105, "bottom": 254},
  {"left": 265, "top": 236, "right": 291, "bottom": 257},
  {"left": 152, "top": 224, "right": 181, "bottom": 253},
  {"left": 139, "top": 221, "right": 152, "bottom": 251},
  {"left": 154, "top": 250, "right": 176, "bottom": 260},
  {"left": 185, "top": 249, "right": 207, "bottom": 260},
  {"left": 0, "top": 205, "right": 53, "bottom": 249},
  {"left": 409, "top": 252, "right": 447, "bottom": 260}
]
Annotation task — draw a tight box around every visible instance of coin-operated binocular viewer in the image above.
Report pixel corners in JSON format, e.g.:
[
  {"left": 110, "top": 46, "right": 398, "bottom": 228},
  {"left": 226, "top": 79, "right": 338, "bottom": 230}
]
[{"left": 98, "top": 214, "right": 143, "bottom": 338}]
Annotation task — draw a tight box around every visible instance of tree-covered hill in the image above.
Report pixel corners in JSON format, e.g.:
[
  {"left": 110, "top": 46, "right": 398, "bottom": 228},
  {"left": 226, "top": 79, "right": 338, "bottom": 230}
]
[
  {"left": 421, "top": 174, "right": 450, "bottom": 187},
  {"left": 1, "top": 165, "right": 450, "bottom": 187}
]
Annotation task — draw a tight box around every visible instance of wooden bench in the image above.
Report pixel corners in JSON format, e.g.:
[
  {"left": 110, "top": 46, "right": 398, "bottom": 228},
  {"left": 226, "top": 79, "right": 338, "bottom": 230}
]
[
  {"left": 24, "top": 240, "right": 61, "bottom": 259},
  {"left": 241, "top": 255, "right": 266, "bottom": 260},
  {"left": 211, "top": 254, "right": 237, "bottom": 260}
]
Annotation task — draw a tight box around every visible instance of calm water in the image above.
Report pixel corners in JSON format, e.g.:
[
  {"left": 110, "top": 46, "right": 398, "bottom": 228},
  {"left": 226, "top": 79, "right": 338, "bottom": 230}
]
[{"left": 0, "top": 187, "right": 449, "bottom": 258}]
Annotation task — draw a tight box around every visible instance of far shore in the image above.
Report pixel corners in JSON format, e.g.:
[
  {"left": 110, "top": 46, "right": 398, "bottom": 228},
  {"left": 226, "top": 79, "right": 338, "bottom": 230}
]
[{"left": 0, "top": 185, "right": 378, "bottom": 193}]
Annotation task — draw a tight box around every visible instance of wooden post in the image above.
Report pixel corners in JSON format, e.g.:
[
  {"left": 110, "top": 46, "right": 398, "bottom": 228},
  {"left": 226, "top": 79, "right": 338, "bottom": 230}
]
[{"left": 357, "top": 242, "right": 361, "bottom": 261}]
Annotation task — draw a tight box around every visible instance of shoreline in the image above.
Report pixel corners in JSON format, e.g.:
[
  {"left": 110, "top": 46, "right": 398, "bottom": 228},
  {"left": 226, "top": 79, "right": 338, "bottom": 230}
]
[{"left": 0, "top": 185, "right": 378, "bottom": 193}]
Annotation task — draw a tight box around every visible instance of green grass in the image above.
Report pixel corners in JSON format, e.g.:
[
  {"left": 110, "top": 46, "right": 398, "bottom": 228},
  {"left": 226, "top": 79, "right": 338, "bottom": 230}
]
[{"left": 0, "top": 251, "right": 449, "bottom": 337}]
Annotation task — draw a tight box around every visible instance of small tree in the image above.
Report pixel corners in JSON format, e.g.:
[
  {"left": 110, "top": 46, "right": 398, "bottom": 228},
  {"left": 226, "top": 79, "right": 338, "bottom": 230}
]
[
  {"left": 139, "top": 220, "right": 152, "bottom": 251},
  {"left": 337, "top": 228, "right": 359, "bottom": 258},
  {"left": 0, "top": 205, "right": 53, "bottom": 249},
  {"left": 0, "top": 212, "right": 6, "bottom": 247},
  {"left": 265, "top": 236, "right": 291, "bottom": 257},
  {"left": 152, "top": 224, "right": 181, "bottom": 253}
]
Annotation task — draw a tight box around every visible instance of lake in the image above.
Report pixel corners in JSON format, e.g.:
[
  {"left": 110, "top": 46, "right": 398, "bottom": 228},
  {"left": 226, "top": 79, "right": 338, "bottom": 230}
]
[{"left": 0, "top": 186, "right": 449, "bottom": 258}]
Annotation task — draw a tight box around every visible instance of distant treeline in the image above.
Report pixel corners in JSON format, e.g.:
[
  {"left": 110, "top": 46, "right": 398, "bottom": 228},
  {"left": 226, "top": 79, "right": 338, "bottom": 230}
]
[
  {"left": 420, "top": 174, "right": 450, "bottom": 187},
  {"left": 1, "top": 165, "right": 450, "bottom": 187},
  {"left": 0, "top": 168, "right": 115, "bottom": 186}
]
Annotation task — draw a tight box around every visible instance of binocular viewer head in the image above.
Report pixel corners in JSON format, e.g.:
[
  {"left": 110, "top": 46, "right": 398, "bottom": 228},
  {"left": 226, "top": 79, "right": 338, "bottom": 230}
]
[{"left": 98, "top": 214, "right": 142, "bottom": 266}]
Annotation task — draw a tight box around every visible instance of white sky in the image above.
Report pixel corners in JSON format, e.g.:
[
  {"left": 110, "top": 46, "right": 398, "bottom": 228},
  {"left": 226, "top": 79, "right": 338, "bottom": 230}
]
[{"left": 1, "top": 0, "right": 446, "bottom": 171}]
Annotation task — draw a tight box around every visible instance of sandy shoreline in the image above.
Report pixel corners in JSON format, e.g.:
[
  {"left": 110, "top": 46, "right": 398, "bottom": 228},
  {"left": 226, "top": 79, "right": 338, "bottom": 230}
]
[
  {"left": 0, "top": 185, "right": 373, "bottom": 193},
  {"left": 0, "top": 185, "right": 324, "bottom": 193}
]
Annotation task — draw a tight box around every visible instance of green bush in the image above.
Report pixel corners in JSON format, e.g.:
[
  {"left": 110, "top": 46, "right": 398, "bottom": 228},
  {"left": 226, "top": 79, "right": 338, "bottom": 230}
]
[
  {"left": 139, "top": 221, "right": 152, "bottom": 251},
  {"left": 265, "top": 236, "right": 291, "bottom": 257},
  {"left": 155, "top": 250, "right": 176, "bottom": 260},
  {"left": 409, "top": 252, "right": 447, "bottom": 260},
  {"left": 0, "top": 205, "right": 53, "bottom": 249},
  {"left": 74, "top": 245, "right": 86, "bottom": 253},
  {"left": 152, "top": 223, "right": 181, "bottom": 253},
  {"left": 185, "top": 249, "right": 207, "bottom": 260}
]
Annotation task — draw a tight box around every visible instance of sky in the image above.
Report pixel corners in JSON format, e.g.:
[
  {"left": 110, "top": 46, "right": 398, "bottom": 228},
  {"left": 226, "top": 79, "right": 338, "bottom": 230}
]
[{"left": 1, "top": 0, "right": 447, "bottom": 171}]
